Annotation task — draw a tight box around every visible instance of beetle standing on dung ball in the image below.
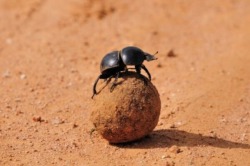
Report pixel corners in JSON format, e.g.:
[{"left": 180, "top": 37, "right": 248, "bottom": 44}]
[{"left": 91, "top": 46, "right": 158, "bottom": 99}]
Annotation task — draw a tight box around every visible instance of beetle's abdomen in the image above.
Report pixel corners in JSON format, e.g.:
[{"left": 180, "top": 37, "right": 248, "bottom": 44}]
[
  {"left": 100, "top": 51, "right": 120, "bottom": 73},
  {"left": 121, "top": 46, "right": 145, "bottom": 65}
]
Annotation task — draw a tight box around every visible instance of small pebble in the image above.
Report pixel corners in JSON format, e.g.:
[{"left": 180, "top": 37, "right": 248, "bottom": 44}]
[
  {"left": 20, "top": 74, "right": 26, "bottom": 80},
  {"left": 72, "top": 123, "right": 78, "bottom": 128},
  {"left": 169, "top": 145, "right": 182, "bottom": 154},
  {"left": 161, "top": 155, "right": 171, "bottom": 159},
  {"left": 161, "top": 155, "right": 166, "bottom": 159},
  {"left": 51, "top": 117, "right": 64, "bottom": 125},
  {"left": 33, "top": 116, "right": 45, "bottom": 122},
  {"left": 167, "top": 50, "right": 177, "bottom": 58},
  {"left": 170, "top": 121, "right": 184, "bottom": 128}
]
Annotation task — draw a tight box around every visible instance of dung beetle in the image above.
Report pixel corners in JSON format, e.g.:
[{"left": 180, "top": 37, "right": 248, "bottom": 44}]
[{"left": 92, "top": 46, "right": 158, "bottom": 98}]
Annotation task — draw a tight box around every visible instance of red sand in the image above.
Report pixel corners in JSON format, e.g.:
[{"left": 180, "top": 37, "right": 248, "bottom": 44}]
[{"left": 0, "top": 1, "right": 250, "bottom": 165}]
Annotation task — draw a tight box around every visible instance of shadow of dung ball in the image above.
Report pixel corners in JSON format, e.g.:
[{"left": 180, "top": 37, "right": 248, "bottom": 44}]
[{"left": 91, "top": 72, "right": 161, "bottom": 143}]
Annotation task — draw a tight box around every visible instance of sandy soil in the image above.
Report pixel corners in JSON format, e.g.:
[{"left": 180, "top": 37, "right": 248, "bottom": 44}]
[{"left": 0, "top": 0, "right": 250, "bottom": 165}]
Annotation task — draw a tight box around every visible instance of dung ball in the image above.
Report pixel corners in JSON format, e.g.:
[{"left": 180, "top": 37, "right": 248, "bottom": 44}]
[{"left": 91, "top": 72, "right": 161, "bottom": 143}]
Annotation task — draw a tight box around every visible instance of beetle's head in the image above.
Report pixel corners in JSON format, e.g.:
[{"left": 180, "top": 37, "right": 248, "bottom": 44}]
[{"left": 145, "top": 51, "right": 158, "bottom": 61}]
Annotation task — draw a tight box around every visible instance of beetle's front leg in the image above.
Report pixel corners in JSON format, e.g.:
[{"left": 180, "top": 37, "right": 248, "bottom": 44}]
[
  {"left": 92, "top": 75, "right": 101, "bottom": 99},
  {"left": 135, "top": 65, "right": 148, "bottom": 85},
  {"left": 141, "top": 64, "right": 151, "bottom": 81}
]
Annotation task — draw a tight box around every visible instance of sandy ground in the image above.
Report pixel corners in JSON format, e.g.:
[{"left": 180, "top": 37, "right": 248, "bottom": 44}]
[{"left": 0, "top": 0, "right": 250, "bottom": 165}]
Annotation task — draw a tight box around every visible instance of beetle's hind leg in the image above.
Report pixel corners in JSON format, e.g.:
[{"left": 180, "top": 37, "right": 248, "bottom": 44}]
[{"left": 110, "top": 72, "right": 120, "bottom": 92}]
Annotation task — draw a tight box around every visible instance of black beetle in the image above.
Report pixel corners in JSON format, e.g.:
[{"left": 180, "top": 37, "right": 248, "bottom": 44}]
[{"left": 92, "top": 46, "right": 158, "bottom": 98}]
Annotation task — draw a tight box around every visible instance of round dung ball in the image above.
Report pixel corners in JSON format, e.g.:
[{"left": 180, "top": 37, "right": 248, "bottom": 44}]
[{"left": 91, "top": 72, "right": 161, "bottom": 143}]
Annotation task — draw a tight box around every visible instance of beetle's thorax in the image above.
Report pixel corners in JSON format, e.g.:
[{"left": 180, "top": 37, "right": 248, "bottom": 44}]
[{"left": 120, "top": 47, "right": 145, "bottom": 66}]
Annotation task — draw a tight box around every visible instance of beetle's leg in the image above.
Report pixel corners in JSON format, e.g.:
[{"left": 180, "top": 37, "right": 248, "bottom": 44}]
[
  {"left": 125, "top": 66, "right": 128, "bottom": 72},
  {"left": 110, "top": 72, "right": 120, "bottom": 92},
  {"left": 135, "top": 65, "right": 148, "bottom": 84},
  {"left": 141, "top": 64, "right": 151, "bottom": 81},
  {"left": 135, "top": 65, "right": 141, "bottom": 74},
  {"left": 91, "top": 75, "right": 101, "bottom": 99},
  {"left": 104, "top": 75, "right": 113, "bottom": 82}
]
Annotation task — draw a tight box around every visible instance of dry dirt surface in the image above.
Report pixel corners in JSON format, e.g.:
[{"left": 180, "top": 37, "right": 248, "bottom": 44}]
[{"left": 0, "top": 0, "right": 250, "bottom": 165}]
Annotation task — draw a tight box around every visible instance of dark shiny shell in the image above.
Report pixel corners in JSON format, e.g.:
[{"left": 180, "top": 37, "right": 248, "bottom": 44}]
[
  {"left": 121, "top": 46, "right": 145, "bottom": 66},
  {"left": 100, "top": 51, "right": 120, "bottom": 73}
]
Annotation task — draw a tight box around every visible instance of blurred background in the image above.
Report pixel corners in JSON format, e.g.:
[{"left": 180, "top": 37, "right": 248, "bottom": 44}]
[{"left": 0, "top": 0, "right": 250, "bottom": 165}]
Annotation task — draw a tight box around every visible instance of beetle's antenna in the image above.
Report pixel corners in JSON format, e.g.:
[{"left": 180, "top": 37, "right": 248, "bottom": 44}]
[
  {"left": 145, "top": 51, "right": 158, "bottom": 61},
  {"left": 153, "top": 51, "right": 158, "bottom": 56},
  {"left": 152, "top": 51, "right": 158, "bottom": 60}
]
